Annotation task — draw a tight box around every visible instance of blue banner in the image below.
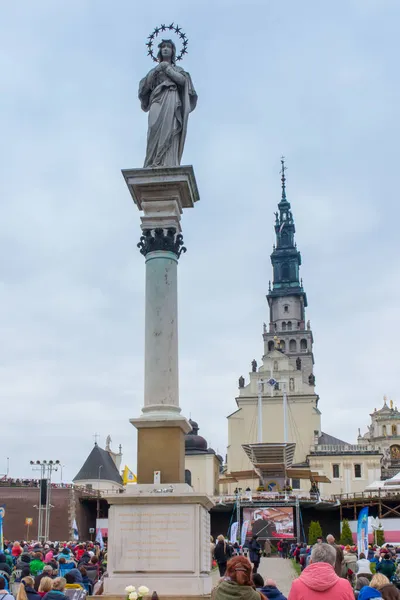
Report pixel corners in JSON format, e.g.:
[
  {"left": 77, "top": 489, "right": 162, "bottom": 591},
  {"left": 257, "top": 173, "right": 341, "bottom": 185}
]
[{"left": 357, "top": 507, "right": 369, "bottom": 557}]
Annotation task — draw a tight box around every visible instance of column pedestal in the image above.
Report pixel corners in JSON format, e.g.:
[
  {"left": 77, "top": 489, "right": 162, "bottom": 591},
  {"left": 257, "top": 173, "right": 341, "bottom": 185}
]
[{"left": 104, "top": 485, "right": 213, "bottom": 598}]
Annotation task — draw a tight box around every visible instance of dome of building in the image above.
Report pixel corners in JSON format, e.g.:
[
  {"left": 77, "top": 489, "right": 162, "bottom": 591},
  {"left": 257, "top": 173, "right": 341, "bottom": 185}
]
[{"left": 185, "top": 419, "right": 208, "bottom": 454}]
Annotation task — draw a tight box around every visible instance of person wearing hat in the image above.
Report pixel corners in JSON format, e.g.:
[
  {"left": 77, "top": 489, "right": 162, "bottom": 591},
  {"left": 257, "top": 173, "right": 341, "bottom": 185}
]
[
  {"left": 377, "top": 554, "right": 396, "bottom": 580},
  {"left": 16, "top": 554, "right": 31, "bottom": 571},
  {"left": 64, "top": 571, "right": 86, "bottom": 600},
  {"left": 0, "top": 554, "right": 11, "bottom": 577},
  {"left": 253, "top": 574, "right": 287, "bottom": 600}
]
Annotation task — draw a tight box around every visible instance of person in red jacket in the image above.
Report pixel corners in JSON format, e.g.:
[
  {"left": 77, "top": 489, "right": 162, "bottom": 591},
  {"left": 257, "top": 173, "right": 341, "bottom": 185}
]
[
  {"left": 74, "top": 545, "right": 85, "bottom": 562},
  {"left": 288, "top": 543, "right": 354, "bottom": 600},
  {"left": 11, "top": 542, "right": 22, "bottom": 559}
]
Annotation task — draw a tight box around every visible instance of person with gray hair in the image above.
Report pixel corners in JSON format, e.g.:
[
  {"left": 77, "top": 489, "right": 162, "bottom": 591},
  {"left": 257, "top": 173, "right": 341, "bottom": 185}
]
[
  {"left": 288, "top": 543, "right": 354, "bottom": 600},
  {"left": 326, "top": 533, "right": 345, "bottom": 577}
]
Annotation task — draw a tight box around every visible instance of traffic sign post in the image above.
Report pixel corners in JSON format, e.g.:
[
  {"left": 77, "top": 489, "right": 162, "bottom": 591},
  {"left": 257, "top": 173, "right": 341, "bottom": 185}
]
[{"left": 25, "top": 517, "right": 33, "bottom": 541}]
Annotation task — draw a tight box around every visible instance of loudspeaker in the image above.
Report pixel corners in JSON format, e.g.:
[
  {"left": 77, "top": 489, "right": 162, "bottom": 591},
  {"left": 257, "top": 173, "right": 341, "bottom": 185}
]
[{"left": 40, "top": 479, "right": 47, "bottom": 506}]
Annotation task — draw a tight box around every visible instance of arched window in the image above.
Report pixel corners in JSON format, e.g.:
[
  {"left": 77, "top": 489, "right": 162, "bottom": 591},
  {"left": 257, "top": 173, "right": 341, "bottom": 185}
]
[
  {"left": 281, "top": 263, "right": 290, "bottom": 280},
  {"left": 392, "top": 425, "right": 397, "bottom": 436},
  {"left": 282, "top": 322, "right": 287, "bottom": 331},
  {"left": 300, "top": 339, "right": 308, "bottom": 351},
  {"left": 280, "top": 340, "right": 286, "bottom": 352},
  {"left": 287, "top": 321, "right": 292, "bottom": 331},
  {"left": 268, "top": 341, "right": 275, "bottom": 351},
  {"left": 284, "top": 305, "right": 289, "bottom": 313},
  {"left": 273, "top": 360, "right": 279, "bottom": 371},
  {"left": 289, "top": 339, "right": 296, "bottom": 352},
  {"left": 383, "top": 425, "right": 387, "bottom": 436}
]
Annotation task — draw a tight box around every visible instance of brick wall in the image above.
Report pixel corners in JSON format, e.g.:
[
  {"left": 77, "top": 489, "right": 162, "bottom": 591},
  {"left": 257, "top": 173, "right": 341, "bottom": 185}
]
[{"left": 0, "top": 487, "right": 71, "bottom": 540}]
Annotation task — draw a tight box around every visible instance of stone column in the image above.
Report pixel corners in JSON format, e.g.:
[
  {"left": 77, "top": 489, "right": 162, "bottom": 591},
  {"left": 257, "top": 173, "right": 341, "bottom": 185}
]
[
  {"left": 141, "top": 247, "right": 181, "bottom": 416},
  {"left": 122, "top": 166, "right": 199, "bottom": 484},
  {"left": 105, "top": 166, "right": 214, "bottom": 598}
]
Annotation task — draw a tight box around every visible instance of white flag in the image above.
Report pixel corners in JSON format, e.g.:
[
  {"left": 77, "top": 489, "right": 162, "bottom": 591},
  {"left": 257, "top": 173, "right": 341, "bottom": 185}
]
[
  {"left": 72, "top": 518, "right": 79, "bottom": 541},
  {"left": 241, "top": 520, "right": 250, "bottom": 546},
  {"left": 96, "top": 527, "right": 104, "bottom": 550},
  {"left": 230, "top": 522, "right": 238, "bottom": 543}
]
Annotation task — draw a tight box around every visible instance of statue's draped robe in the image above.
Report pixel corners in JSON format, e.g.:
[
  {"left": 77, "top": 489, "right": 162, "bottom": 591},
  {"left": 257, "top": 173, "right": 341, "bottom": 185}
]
[{"left": 139, "top": 65, "right": 197, "bottom": 168}]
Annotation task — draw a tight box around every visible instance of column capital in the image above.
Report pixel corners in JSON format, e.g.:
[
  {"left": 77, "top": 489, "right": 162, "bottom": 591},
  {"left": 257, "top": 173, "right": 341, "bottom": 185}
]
[{"left": 137, "top": 228, "right": 186, "bottom": 259}]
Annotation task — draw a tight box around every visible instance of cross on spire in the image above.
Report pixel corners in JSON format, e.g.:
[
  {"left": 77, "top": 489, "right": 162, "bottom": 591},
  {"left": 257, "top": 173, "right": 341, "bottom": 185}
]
[
  {"left": 280, "top": 156, "right": 287, "bottom": 200},
  {"left": 93, "top": 432, "right": 100, "bottom": 445}
]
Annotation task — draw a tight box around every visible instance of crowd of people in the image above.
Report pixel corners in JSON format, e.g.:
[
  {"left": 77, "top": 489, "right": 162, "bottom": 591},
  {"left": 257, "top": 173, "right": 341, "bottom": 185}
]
[
  {"left": 0, "top": 540, "right": 107, "bottom": 599},
  {"left": 0, "top": 480, "right": 72, "bottom": 489},
  {"left": 211, "top": 533, "right": 400, "bottom": 599}
]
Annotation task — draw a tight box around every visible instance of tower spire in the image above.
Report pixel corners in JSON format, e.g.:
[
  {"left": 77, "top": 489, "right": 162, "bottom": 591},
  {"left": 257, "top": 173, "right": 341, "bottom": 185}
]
[
  {"left": 268, "top": 158, "right": 307, "bottom": 304},
  {"left": 280, "top": 156, "right": 287, "bottom": 201}
]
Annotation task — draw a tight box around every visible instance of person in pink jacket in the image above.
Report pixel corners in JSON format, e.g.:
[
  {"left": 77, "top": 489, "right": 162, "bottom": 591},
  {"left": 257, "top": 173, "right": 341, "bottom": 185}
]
[{"left": 288, "top": 543, "right": 354, "bottom": 600}]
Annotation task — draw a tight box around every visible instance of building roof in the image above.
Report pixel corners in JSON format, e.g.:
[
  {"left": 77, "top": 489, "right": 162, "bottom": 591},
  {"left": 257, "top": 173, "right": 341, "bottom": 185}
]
[
  {"left": 185, "top": 419, "right": 209, "bottom": 455},
  {"left": 318, "top": 431, "right": 349, "bottom": 446},
  {"left": 371, "top": 399, "right": 400, "bottom": 418},
  {"left": 73, "top": 444, "right": 123, "bottom": 484}
]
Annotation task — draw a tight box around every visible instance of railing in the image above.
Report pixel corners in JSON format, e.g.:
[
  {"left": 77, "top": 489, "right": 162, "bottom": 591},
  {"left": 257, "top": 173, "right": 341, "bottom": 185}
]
[
  {"left": 73, "top": 485, "right": 125, "bottom": 497},
  {"left": 334, "top": 489, "right": 400, "bottom": 501},
  {"left": 0, "top": 481, "right": 123, "bottom": 494},
  {"left": 214, "top": 490, "right": 336, "bottom": 504},
  {"left": 0, "top": 479, "right": 73, "bottom": 488}
]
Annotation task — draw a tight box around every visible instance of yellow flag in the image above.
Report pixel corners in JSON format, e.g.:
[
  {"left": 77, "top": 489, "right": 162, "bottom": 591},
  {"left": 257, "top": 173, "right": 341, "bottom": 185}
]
[{"left": 122, "top": 465, "right": 137, "bottom": 485}]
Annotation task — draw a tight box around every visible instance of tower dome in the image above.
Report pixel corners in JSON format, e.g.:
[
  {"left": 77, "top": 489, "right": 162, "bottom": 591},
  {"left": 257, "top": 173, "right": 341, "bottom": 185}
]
[{"left": 185, "top": 419, "right": 208, "bottom": 454}]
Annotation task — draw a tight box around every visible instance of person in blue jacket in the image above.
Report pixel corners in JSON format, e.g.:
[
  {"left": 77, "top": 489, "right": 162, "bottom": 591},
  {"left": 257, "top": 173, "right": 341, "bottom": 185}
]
[{"left": 252, "top": 574, "right": 287, "bottom": 600}]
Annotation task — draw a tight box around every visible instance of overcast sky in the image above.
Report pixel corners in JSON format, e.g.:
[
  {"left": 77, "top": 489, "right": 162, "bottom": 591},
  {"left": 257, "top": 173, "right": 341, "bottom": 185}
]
[{"left": 1, "top": 0, "right": 399, "bottom": 481}]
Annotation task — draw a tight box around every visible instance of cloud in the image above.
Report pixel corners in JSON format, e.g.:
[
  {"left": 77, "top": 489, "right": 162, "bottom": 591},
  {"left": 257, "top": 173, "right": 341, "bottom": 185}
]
[{"left": 0, "top": 0, "right": 399, "bottom": 481}]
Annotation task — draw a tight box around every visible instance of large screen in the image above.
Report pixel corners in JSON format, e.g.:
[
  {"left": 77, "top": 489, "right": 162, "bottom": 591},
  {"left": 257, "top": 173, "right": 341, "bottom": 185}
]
[{"left": 243, "top": 506, "right": 294, "bottom": 540}]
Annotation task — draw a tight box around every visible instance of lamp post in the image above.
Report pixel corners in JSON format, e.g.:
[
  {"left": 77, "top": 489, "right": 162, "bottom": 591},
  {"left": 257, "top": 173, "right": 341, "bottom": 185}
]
[
  {"left": 234, "top": 488, "right": 242, "bottom": 543},
  {"left": 30, "top": 459, "right": 60, "bottom": 541}
]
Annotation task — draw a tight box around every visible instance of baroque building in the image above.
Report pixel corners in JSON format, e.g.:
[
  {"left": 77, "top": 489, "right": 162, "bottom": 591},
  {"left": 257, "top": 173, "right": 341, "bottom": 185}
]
[{"left": 358, "top": 398, "right": 400, "bottom": 478}]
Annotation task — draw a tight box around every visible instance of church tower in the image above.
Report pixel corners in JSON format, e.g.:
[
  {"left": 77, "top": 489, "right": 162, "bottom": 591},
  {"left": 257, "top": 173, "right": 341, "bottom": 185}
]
[
  {"left": 264, "top": 158, "right": 315, "bottom": 386},
  {"left": 224, "top": 160, "right": 321, "bottom": 494}
]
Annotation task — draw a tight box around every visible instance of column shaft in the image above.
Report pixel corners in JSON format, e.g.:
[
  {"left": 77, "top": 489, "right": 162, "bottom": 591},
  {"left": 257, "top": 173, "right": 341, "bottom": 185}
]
[{"left": 143, "top": 250, "right": 180, "bottom": 415}]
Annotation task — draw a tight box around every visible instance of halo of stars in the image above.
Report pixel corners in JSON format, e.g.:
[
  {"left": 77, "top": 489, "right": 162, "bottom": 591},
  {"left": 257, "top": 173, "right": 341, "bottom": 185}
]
[{"left": 146, "top": 23, "right": 188, "bottom": 63}]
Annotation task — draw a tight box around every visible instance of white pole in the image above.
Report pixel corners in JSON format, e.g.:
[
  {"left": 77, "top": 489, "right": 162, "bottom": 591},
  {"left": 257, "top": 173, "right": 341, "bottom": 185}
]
[
  {"left": 257, "top": 381, "right": 263, "bottom": 443},
  {"left": 283, "top": 384, "right": 288, "bottom": 443}
]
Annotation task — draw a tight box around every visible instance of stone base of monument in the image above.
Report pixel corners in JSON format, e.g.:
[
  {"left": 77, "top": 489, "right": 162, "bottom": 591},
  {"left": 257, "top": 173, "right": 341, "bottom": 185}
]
[{"left": 104, "top": 484, "right": 214, "bottom": 598}]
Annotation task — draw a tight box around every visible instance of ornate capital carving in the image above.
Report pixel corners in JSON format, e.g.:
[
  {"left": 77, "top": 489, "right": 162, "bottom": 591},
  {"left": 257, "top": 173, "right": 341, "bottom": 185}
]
[{"left": 138, "top": 228, "right": 187, "bottom": 258}]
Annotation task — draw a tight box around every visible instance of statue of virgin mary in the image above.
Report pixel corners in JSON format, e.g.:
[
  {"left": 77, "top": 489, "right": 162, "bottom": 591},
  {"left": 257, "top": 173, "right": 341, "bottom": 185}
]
[{"left": 139, "top": 39, "right": 197, "bottom": 168}]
